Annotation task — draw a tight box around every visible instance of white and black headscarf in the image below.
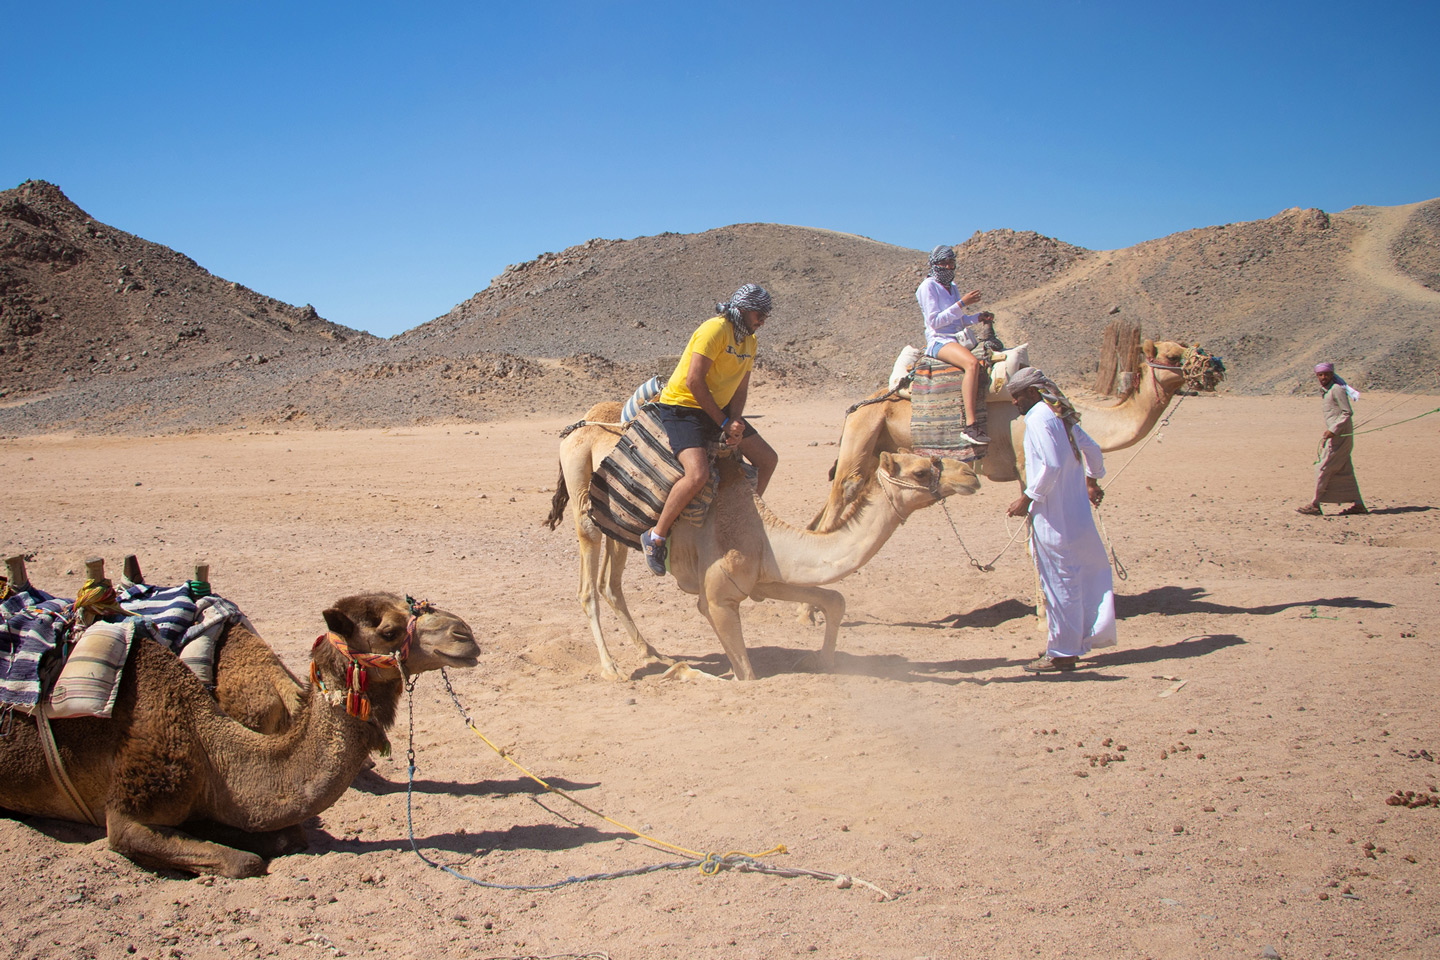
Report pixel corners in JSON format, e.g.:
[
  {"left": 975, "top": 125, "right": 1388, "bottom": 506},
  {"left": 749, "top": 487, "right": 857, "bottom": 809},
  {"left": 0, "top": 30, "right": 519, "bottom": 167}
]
[
  {"left": 717, "top": 283, "right": 772, "bottom": 337},
  {"left": 928, "top": 245, "right": 956, "bottom": 287}
]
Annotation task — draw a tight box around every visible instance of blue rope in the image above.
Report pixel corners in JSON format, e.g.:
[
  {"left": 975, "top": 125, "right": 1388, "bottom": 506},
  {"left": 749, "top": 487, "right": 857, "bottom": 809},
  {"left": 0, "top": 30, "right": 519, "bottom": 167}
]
[{"left": 400, "top": 676, "right": 763, "bottom": 891}]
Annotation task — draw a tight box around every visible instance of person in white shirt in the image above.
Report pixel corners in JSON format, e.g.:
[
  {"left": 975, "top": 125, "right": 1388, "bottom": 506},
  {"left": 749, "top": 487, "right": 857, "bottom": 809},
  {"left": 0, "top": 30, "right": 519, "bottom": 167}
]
[
  {"left": 915, "top": 244, "right": 992, "bottom": 445},
  {"left": 1005, "top": 366, "right": 1116, "bottom": 672}
]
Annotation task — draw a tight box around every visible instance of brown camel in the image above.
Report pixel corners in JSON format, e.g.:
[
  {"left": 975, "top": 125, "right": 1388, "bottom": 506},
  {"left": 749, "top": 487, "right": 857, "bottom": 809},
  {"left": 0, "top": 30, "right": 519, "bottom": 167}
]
[
  {"left": 0, "top": 593, "right": 478, "bottom": 877},
  {"left": 545, "top": 406, "right": 980, "bottom": 680},
  {"left": 809, "top": 339, "right": 1225, "bottom": 532}
]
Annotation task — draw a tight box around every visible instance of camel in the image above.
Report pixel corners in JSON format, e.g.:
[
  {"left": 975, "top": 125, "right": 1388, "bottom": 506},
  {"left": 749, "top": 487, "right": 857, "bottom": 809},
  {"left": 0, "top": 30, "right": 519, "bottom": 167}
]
[
  {"left": 809, "top": 339, "right": 1225, "bottom": 532},
  {"left": 545, "top": 404, "right": 981, "bottom": 680},
  {"left": 0, "top": 593, "right": 478, "bottom": 877}
]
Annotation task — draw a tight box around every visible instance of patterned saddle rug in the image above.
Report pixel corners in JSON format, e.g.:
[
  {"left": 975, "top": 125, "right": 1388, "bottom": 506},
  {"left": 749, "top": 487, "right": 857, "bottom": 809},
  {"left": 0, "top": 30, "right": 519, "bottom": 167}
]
[
  {"left": 909, "top": 356, "right": 989, "bottom": 463},
  {"left": 0, "top": 581, "right": 248, "bottom": 719},
  {"left": 587, "top": 404, "right": 726, "bottom": 550}
]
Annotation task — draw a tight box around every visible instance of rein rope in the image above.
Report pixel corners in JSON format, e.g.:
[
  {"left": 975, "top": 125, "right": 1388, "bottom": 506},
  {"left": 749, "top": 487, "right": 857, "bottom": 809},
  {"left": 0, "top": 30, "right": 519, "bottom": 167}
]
[{"left": 399, "top": 668, "right": 893, "bottom": 898}]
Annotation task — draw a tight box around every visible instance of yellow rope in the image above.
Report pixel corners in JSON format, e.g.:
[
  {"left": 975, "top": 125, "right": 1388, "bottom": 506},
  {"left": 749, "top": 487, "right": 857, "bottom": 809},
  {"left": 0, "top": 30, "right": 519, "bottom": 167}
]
[{"left": 455, "top": 707, "right": 785, "bottom": 863}]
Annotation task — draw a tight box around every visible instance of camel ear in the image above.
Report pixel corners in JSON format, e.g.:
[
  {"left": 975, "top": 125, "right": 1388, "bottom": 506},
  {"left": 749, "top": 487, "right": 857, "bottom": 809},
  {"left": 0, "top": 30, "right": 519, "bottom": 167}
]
[
  {"left": 878, "top": 451, "right": 895, "bottom": 474},
  {"left": 1142, "top": 339, "right": 1156, "bottom": 360},
  {"left": 323, "top": 607, "right": 357, "bottom": 638}
]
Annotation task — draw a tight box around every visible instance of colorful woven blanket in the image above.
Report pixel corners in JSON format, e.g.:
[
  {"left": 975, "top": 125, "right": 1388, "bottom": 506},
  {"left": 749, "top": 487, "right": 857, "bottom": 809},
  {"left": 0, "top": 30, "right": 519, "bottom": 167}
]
[{"left": 909, "top": 357, "right": 989, "bottom": 463}]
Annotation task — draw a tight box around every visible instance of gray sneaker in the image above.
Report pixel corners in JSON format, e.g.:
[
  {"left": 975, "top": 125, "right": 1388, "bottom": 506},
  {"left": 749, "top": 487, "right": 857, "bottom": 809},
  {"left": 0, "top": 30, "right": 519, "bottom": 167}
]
[
  {"left": 641, "top": 530, "right": 668, "bottom": 576},
  {"left": 960, "top": 423, "right": 990, "bottom": 445}
]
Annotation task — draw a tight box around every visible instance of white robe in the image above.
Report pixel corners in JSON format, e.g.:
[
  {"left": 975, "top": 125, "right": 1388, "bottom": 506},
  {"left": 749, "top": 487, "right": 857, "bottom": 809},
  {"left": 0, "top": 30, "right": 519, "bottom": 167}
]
[{"left": 1023, "top": 402, "right": 1117, "bottom": 658}]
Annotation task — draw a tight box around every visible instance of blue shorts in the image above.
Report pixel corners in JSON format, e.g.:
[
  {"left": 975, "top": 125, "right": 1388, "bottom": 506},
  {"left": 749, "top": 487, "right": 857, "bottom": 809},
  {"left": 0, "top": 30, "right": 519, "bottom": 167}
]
[
  {"left": 926, "top": 334, "right": 977, "bottom": 359},
  {"left": 655, "top": 403, "right": 759, "bottom": 454}
]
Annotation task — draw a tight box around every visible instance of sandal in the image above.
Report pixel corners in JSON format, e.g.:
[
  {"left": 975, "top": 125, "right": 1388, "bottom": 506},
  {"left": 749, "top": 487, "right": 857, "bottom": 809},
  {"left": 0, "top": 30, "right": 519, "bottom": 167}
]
[
  {"left": 1338, "top": 504, "right": 1369, "bottom": 515},
  {"left": 1295, "top": 504, "right": 1322, "bottom": 516}
]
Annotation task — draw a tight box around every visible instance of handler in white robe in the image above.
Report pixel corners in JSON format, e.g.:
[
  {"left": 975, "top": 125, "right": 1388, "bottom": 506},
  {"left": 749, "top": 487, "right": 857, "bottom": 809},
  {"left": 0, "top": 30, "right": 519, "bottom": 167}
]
[{"left": 1006, "top": 367, "right": 1116, "bottom": 672}]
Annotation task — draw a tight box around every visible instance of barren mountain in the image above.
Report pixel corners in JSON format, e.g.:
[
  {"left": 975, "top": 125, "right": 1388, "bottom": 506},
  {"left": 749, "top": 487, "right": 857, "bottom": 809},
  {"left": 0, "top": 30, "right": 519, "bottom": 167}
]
[
  {"left": 2, "top": 178, "right": 1437, "bottom": 435},
  {"left": 0, "top": 180, "right": 366, "bottom": 401}
]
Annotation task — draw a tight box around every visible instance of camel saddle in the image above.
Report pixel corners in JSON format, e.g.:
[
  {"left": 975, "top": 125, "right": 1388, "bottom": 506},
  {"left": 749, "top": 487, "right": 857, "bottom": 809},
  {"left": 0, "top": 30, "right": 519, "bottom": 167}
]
[
  {"left": 909, "top": 356, "right": 989, "bottom": 463},
  {"left": 588, "top": 404, "right": 739, "bottom": 551}
]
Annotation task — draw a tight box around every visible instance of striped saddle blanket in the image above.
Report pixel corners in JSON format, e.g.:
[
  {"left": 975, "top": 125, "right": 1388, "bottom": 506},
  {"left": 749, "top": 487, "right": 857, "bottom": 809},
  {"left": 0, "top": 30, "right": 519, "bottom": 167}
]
[
  {"left": 909, "top": 356, "right": 989, "bottom": 463},
  {"left": 0, "top": 582, "right": 248, "bottom": 719},
  {"left": 587, "top": 404, "right": 719, "bottom": 551}
]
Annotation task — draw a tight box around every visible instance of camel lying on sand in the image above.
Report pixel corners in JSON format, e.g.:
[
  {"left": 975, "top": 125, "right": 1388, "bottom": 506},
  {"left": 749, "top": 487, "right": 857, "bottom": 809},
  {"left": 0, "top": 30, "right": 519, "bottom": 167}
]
[
  {"left": 546, "top": 404, "right": 980, "bottom": 680},
  {"left": 809, "top": 340, "right": 1225, "bottom": 531},
  {"left": 0, "top": 593, "right": 478, "bottom": 877}
]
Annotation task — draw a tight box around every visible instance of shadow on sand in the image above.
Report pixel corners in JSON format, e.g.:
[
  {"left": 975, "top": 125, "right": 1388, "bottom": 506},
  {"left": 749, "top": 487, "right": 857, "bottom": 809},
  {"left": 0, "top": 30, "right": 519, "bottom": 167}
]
[
  {"left": 311, "top": 820, "right": 630, "bottom": 858},
  {"left": 350, "top": 769, "right": 600, "bottom": 798},
  {"left": 1116, "top": 587, "right": 1391, "bottom": 618}
]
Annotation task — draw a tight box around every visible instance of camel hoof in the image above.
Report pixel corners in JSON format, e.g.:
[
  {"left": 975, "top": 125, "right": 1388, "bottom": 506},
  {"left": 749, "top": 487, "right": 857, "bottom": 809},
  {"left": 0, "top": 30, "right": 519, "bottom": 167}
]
[
  {"left": 658, "top": 663, "right": 724, "bottom": 682},
  {"left": 642, "top": 651, "right": 675, "bottom": 666},
  {"left": 215, "top": 851, "right": 268, "bottom": 879}
]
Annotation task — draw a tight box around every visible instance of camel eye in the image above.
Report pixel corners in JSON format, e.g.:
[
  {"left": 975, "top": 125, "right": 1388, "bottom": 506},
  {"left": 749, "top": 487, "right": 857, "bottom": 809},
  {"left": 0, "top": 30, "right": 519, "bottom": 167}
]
[{"left": 378, "top": 621, "right": 403, "bottom": 641}]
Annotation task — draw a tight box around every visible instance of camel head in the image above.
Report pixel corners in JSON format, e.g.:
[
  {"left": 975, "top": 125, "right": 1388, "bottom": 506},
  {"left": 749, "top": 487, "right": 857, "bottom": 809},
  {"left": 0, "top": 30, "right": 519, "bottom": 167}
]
[
  {"left": 1143, "top": 340, "right": 1226, "bottom": 393},
  {"left": 876, "top": 451, "right": 982, "bottom": 514},
  {"left": 320, "top": 592, "right": 479, "bottom": 677}
]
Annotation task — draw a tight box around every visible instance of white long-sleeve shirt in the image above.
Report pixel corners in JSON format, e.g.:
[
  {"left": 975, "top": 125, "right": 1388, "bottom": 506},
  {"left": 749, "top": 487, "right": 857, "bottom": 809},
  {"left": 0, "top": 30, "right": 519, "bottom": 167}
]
[
  {"left": 916, "top": 276, "right": 982, "bottom": 352},
  {"left": 1022, "top": 401, "right": 1116, "bottom": 657}
]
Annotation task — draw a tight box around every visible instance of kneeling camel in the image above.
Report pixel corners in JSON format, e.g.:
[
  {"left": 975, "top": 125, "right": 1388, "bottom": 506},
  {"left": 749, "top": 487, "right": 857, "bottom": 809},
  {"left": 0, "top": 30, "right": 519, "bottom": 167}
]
[
  {"left": 546, "top": 404, "right": 980, "bottom": 680},
  {"left": 0, "top": 593, "right": 478, "bottom": 877}
]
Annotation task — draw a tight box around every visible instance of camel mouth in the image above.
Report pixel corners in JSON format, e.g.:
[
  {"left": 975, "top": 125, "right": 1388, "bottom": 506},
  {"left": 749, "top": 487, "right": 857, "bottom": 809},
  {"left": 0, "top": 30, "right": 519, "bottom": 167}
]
[{"left": 429, "top": 642, "right": 481, "bottom": 668}]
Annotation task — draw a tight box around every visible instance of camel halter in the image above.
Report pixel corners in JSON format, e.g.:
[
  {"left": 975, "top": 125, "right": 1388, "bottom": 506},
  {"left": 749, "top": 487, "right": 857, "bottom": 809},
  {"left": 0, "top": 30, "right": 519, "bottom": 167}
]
[
  {"left": 312, "top": 596, "right": 434, "bottom": 720},
  {"left": 874, "top": 456, "right": 945, "bottom": 522}
]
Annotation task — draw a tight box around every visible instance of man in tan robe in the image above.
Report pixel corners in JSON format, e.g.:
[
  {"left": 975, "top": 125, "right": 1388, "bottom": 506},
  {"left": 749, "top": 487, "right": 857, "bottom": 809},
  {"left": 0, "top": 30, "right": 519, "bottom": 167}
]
[{"left": 1297, "top": 362, "right": 1367, "bottom": 516}]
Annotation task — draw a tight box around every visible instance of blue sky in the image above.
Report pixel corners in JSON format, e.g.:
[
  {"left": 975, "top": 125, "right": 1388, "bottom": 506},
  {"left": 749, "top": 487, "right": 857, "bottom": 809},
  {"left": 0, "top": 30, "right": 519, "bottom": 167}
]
[{"left": 4, "top": 1, "right": 1436, "bottom": 337}]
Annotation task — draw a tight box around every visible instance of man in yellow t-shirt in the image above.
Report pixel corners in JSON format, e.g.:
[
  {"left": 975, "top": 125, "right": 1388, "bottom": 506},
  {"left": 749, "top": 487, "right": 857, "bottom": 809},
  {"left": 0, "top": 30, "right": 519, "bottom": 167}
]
[{"left": 641, "top": 283, "right": 779, "bottom": 576}]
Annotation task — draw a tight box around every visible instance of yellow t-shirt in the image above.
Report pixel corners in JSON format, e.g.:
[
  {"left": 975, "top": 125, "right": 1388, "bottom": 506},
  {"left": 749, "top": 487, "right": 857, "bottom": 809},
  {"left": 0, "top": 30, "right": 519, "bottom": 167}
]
[{"left": 657, "top": 317, "right": 757, "bottom": 410}]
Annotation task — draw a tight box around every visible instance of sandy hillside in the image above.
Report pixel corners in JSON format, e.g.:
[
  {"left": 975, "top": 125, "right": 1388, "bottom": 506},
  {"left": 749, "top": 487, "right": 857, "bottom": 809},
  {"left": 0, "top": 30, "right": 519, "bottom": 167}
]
[
  {"left": 5, "top": 180, "right": 1439, "bottom": 438},
  {"left": 1, "top": 389, "right": 1437, "bottom": 959}
]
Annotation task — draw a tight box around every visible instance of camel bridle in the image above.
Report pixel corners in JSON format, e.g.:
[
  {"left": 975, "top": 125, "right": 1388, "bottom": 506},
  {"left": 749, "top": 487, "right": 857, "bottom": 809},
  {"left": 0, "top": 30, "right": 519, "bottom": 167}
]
[
  {"left": 875, "top": 456, "right": 946, "bottom": 521},
  {"left": 312, "top": 596, "right": 435, "bottom": 719}
]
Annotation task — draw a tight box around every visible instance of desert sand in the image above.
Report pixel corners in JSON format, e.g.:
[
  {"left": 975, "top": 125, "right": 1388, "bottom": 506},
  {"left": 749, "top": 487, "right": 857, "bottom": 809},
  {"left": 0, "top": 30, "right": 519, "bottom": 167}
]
[{"left": 1, "top": 390, "right": 1437, "bottom": 960}]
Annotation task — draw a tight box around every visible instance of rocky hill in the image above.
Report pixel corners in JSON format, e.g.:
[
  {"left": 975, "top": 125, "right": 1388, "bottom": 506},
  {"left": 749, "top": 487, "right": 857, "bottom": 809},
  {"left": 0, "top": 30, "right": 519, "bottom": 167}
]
[
  {"left": 0, "top": 181, "right": 366, "bottom": 400},
  {"left": 1, "top": 178, "right": 1437, "bottom": 435}
]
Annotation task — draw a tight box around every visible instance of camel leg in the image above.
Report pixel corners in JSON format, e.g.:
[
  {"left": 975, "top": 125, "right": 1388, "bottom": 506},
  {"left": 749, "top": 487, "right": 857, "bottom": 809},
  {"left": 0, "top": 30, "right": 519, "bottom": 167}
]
[
  {"left": 573, "top": 517, "right": 624, "bottom": 681},
  {"left": 697, "top": 593, "right": 757, "bottom": 681},
  {"left": 107, "top": 808, "right": 266, "bottom": 878},
  {"left": 754, "top": 583, "right": 845, "bottom": 672},
  {"left": 600, "top": 537, "right": 670, "bottom": 666}
]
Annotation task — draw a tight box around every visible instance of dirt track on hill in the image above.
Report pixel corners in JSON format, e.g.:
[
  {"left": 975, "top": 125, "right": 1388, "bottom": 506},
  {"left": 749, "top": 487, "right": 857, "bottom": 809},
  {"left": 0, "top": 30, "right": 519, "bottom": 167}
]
[{"left": 1, "top": 390, "right": 1438, "bottom": 959}]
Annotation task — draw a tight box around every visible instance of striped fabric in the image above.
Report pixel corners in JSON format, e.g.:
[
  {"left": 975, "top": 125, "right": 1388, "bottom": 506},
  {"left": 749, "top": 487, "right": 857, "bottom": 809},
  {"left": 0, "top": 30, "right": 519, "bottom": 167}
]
[
  {"left": 587, "top": 405, "right": 717, "bottom": 550},
  {"left": 176, "top": 595, "right": 249, "bottom": 687},
  {"left": 116, "top": 583, "right": 198, "bottom": 650},
  {"left": 46, "top": 620, "right": 136, "bottom": 719},
  {"left": 621, "top": 375, "right": 664, "bottom": 424},
  {"left": 0, "top": 588, "right": 70, "bottom": 711},
  {"left": 0, "top": 580, "right": 250, "bottom": 717},
  {"left": 910, "top": 356, "right": 989, "bottom": 463}
]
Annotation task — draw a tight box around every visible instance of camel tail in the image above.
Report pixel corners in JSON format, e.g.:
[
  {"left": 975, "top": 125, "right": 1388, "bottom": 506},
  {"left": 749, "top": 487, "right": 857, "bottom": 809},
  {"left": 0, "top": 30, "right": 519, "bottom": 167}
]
[{"left": 543, "top": 464, "right": 570, "bottom": 530}]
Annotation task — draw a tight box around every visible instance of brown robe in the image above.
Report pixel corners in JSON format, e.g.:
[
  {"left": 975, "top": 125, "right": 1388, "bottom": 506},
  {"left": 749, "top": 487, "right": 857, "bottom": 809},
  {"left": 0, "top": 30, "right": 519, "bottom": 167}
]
[{"left": 1315, "top": 383, "right": 1362, "bottom": 504}]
